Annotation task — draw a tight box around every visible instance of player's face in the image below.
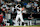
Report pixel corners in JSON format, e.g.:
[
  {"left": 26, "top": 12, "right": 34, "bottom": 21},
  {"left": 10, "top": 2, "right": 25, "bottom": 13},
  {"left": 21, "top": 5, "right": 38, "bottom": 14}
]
[{"left": 19, "top": 6, "right": 21, "bottom": 7}]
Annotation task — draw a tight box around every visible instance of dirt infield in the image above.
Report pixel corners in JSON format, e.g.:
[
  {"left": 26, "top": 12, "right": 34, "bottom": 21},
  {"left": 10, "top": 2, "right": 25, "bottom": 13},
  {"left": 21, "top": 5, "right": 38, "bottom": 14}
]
[{"left": 0, "top": 26, "right": 40, "bottom": 27}]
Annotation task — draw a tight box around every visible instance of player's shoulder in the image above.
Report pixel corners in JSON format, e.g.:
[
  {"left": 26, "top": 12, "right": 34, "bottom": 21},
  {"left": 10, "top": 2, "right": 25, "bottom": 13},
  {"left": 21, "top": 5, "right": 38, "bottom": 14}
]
[{"left": 18, "top": 8, "right": 22, "bottom": 9}]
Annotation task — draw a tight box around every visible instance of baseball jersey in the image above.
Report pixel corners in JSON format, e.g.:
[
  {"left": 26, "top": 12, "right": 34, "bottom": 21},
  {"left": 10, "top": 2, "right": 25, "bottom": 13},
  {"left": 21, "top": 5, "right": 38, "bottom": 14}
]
[
  {"left": 17, "top": 8, "right": 22, "bottom": 15},
  {"left": 15, "top": 5, "right": 22, "bottom": 15}
]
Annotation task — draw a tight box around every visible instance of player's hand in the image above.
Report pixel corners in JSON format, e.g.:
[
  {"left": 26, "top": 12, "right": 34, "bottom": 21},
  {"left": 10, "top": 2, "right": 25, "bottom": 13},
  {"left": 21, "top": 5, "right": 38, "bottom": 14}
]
[
  {"left": 28, "top": 17, "right": 33, "bottom": 19},
  {"left": 18, "top": 4, "right": 20, "bottom": 5}
]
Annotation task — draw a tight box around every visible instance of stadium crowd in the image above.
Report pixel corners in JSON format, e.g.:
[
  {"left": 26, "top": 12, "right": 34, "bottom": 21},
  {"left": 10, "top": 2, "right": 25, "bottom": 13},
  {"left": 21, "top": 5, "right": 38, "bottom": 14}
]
[{"left": 0, "top": 0, "right": 40, "bottom": 26}]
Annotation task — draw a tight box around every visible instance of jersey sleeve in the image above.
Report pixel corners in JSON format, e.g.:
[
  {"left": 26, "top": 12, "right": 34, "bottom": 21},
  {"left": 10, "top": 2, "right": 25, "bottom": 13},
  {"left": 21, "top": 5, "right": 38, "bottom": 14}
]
[{"left": 15, "top": 5, "right": 18, "bottom": 9}]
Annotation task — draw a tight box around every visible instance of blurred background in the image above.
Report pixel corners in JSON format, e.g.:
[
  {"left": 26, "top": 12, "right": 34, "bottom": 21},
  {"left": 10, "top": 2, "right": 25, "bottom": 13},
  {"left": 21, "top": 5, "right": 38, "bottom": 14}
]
[{"left": 0, "top": 0, "right": 40, "bottom": 26}]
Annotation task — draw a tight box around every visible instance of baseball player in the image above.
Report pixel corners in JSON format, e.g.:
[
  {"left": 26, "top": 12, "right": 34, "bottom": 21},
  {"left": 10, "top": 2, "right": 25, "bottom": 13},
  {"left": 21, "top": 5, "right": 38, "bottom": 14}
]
[
  {"left": 15, "top": 4, "right": 24, "bottom": 26},
  {"left": 28, "top": 14, "right": 33, "bottom": 26}
]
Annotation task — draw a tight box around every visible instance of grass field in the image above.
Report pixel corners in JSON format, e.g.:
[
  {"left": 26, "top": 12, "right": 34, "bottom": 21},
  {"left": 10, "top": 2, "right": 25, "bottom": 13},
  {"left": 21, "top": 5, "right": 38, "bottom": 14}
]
[
  {"left": 0, "top": 25, "right": 40, "bottom": 27},
  {"left": 0, "top": 26, "right": 40, "bottom": 27}
]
